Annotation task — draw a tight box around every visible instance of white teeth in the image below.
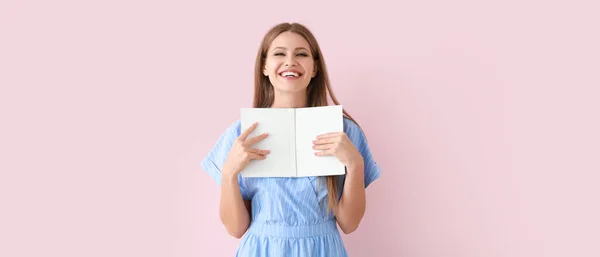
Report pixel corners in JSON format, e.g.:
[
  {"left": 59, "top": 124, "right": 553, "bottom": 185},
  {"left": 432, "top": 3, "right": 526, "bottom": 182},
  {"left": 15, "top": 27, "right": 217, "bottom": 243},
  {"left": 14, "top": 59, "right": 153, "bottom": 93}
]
[{"left": 280, "top": 71, "right": 299, "bottom": 77}]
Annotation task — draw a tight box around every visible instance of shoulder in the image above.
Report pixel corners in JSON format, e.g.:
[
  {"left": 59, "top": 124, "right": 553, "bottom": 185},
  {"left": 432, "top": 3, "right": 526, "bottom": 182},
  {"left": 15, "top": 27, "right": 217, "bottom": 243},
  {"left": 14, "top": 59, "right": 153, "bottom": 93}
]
[
  {"left": 221, "top": 119, "right": 241, "bottom": 138},
  {"left": 343, "top": 117, "right": 365, "bottom": 139},
  {"left": 343, "top": 117, "right": 369, "bottom": 148},
  {"left": 343, "top": 117, "right": 360, "bottom": 133},
  {"left": 209, "top": 119, "right": 241, "bottom": 150}
]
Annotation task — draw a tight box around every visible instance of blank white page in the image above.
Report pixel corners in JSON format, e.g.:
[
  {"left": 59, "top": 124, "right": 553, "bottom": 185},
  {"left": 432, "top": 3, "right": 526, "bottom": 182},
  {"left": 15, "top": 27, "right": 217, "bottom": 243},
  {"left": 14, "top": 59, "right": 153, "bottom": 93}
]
[
  {"left": 240, "top": 108, "right": 296, "bottom": 177},
  {"left": 295, "top": 105, "right": 345, "bottom": 177}
]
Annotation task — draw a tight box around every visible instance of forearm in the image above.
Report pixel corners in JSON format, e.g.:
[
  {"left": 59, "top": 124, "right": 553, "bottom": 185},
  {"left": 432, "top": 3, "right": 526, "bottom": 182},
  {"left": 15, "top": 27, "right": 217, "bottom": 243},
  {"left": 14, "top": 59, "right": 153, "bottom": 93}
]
[
  {"left": 219, "top": 173, "right": 250, "bottom": 238},
  {"left": 334, "top": 161, "right": 366, "bottom": 234}
]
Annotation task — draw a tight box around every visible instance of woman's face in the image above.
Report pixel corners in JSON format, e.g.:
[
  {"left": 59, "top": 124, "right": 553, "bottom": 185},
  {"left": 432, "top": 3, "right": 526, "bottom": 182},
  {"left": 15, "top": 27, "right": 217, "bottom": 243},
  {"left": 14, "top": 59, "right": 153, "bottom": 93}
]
[{"left": 263, "top": 31, "right": 317, "bottom": 95}]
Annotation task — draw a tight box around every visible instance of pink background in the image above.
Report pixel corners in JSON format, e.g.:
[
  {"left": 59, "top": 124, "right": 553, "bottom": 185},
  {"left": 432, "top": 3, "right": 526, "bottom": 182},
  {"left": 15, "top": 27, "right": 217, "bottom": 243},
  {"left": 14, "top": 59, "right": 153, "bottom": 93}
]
[{"left": 1, "top": 0, "right": 599, "bottom": 256}]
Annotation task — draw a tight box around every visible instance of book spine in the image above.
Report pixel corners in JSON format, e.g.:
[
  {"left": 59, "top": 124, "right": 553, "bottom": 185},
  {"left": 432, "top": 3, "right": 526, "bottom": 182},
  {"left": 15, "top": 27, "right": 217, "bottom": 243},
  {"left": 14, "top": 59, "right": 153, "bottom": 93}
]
[{"left": 293, "top": 109, "right": 298, "bottom": 177}]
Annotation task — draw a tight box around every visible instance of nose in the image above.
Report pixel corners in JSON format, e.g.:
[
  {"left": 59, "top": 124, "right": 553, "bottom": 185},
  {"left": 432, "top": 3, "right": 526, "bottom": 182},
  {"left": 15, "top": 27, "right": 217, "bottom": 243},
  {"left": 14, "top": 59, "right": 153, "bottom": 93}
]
[{"left": 284, "top": 55, "right": 297, "bottom": 66}]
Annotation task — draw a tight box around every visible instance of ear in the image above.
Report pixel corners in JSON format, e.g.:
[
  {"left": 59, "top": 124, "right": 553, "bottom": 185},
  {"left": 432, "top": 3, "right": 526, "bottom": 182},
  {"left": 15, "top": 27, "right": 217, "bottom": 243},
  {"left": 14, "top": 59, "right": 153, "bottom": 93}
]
[
  {"left": 312, "top": 65, "right": 318, "bottom": 77},
  {"left": 263, "top": 65, "right": 268, "bottom": 76}
]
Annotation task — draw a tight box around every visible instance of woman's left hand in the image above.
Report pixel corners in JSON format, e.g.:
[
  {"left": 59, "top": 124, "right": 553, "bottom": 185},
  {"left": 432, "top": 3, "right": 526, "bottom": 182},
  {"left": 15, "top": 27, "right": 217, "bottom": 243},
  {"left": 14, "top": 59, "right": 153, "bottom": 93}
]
[{"left": 313, "top": 132, "right": 364, "bottom": 169}]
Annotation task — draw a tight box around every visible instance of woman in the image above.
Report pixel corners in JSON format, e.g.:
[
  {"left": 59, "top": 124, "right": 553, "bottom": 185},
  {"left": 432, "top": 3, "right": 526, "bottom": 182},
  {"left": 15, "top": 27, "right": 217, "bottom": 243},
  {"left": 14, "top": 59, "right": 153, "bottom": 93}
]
[{"left": 201, "top": 22, "right": 381, "bottom": 257}]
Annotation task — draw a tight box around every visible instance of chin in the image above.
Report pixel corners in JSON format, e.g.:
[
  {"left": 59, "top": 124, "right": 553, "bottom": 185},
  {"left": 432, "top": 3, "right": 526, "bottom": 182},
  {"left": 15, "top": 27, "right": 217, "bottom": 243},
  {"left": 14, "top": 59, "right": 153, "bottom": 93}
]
[{"left": 273, "top": 82, "right": 309, "bottom": 94}]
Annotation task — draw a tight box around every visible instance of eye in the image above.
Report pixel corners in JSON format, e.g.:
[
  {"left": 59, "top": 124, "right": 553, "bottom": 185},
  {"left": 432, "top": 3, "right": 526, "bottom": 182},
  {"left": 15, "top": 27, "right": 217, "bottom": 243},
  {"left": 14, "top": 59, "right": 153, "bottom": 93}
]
[
  {"left": 274, "top": 52, "right": 285, "bottom": 56},
  {"left": 296, "top": 53, "right": 309, "bottom": 57}
]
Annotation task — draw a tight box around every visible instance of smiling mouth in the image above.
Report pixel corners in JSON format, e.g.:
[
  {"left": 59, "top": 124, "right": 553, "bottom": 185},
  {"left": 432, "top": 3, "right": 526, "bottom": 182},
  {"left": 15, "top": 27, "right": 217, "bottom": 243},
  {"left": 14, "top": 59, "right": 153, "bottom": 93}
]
[{"left": 279, "top": 71, "right": 302, "bottom": 78}]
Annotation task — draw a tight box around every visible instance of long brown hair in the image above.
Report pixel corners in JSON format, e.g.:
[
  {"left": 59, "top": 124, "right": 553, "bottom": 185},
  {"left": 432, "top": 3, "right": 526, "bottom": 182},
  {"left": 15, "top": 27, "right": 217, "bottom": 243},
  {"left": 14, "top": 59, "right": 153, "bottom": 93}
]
[{"left": 253, "top": 22, "right": 360, "bottom": 213}]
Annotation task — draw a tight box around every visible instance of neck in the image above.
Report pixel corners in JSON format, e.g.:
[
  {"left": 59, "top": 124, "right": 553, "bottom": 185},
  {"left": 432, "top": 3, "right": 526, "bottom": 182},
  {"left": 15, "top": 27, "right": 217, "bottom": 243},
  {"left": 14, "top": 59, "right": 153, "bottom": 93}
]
[{"left": 270, "top": 91, "right": 307, "bottom": 108}]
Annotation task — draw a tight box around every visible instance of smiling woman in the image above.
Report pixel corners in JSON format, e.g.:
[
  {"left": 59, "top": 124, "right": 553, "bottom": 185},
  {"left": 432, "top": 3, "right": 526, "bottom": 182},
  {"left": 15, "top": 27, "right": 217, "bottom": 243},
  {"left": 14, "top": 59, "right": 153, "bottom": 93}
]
[
  {"left": 262, "top": 37, "right": 316, "bottom": 98},
  {"left": 201, "top": 22, "right": 382, "bottom": 257}
]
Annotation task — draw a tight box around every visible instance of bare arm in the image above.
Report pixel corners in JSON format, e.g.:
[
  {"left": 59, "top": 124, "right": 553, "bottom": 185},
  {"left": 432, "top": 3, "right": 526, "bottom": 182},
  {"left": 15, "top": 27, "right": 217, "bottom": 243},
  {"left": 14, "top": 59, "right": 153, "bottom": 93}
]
[
  {"left": 219, "top": 173, "right": 251, "bottom": 238},
  {"left": 218, "top": 122, "right": 268, "bottom": 238},
  {"left": 312, "top": 129, "right": 374, "bottom": 234},
  {"left": 334, "top": 160, "right": 366, "bottom": 234}
]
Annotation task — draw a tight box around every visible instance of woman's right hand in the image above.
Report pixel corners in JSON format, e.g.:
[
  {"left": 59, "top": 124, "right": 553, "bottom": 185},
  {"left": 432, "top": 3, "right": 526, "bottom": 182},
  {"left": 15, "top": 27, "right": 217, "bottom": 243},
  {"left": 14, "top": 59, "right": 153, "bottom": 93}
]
[{"left": 222, "top": 122, "right": 270, "bottom": 178}]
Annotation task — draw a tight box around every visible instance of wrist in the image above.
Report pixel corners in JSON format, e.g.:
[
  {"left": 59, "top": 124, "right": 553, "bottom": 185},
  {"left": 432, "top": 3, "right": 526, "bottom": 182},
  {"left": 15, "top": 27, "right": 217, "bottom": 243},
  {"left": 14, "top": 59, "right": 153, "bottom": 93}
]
[
  {"left": 221, "top": 165, "right": 239, "bottom": 182},
  {"left": 346, "top": 155, "right": 364, "bottom": 172},
  {"left": 221, "top": 172, "right": 238, "bottom": 184}
]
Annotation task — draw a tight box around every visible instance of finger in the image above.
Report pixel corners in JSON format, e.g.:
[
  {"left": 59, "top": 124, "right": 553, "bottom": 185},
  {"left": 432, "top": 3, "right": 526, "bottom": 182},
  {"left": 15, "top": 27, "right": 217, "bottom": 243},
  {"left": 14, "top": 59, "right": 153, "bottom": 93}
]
[
  {"left": 312, "top": 138, "right": 335, "bottom": 145},
  {"left": 239, "top": 122, "right": 258, "bottom": 141},
  {"left": 248, "top": 152, "right": 266, "bottom": 160},
  {"left": 314, "top": 149, "right": 334, "bottom": 156},
  {"left": 316, "top": 132, "right": 344, "bottom": 139},
  {"left": 245, "top": 132, "right": 269, "bottom": 146},
  {"left": 247, "top": 148, "right": 270, "bottom": 155},
  {"left": 312, "top": 143, "right": 334, "bottom": 150}
]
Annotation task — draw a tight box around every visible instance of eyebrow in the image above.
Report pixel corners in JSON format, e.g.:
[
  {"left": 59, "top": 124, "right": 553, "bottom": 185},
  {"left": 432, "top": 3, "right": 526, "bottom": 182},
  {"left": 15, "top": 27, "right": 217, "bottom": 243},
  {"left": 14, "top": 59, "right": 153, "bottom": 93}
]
[{"left": 271, "top": 47, "right": 309, "bottom": 52}]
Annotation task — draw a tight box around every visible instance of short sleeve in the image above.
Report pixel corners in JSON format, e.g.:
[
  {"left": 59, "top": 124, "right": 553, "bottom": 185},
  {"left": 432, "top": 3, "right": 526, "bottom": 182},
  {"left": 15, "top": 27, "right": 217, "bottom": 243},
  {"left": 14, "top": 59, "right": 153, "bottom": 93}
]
[
  {"left": 343, "top": 118, "right": 382, "bottom": 188},
  {"left": 200, "top": 120, "right": 250, "bottom": 200}
]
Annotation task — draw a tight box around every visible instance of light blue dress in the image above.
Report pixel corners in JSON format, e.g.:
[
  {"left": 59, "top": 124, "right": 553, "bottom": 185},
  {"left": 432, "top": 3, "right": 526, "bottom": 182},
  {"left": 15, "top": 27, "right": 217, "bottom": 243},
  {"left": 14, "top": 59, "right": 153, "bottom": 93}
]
[{"left": 202, "top": 117, "right": 381, "bottom": 257}]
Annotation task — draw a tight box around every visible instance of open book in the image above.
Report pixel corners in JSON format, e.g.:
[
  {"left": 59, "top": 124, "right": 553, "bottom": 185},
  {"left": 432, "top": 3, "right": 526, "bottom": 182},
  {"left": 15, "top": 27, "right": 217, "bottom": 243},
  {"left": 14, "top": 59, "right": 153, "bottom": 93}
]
[{"left": 240, "top": 105, "right": 346, "bottom": 177}]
